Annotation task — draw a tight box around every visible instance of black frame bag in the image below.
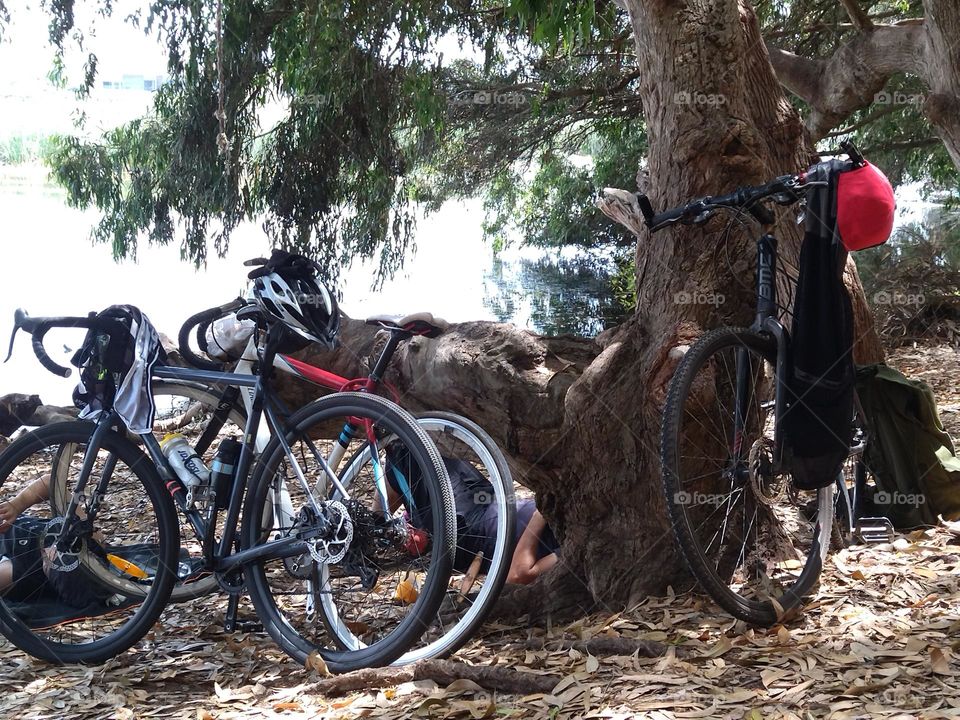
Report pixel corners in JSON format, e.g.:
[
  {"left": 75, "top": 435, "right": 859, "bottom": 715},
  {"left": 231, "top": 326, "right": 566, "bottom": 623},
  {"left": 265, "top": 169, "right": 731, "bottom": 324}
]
[{"left": 782, "top": 159, "right": 856, "bottom": 491}]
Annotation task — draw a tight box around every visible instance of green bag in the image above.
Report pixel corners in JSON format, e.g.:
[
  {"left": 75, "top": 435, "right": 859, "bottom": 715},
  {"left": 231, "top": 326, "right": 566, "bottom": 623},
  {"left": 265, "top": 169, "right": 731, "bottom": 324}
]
[{"left": 856, "top": 364, "right": 960, "bottom": 528}]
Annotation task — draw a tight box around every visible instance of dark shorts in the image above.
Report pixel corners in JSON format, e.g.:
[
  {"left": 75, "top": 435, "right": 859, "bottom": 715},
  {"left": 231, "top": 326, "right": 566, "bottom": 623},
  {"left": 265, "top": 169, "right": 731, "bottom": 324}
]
[
  {"left": 0, "top": 518, "right": 50, "bottom": 602},
  {"left": 462, "top": 498, "right": 559, "bottom": 574}
]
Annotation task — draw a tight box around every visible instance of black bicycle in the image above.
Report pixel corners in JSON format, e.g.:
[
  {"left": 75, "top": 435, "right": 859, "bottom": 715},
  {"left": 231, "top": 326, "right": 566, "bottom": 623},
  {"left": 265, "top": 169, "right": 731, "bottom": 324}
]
[
  {"left": 0, "top": 296, "right": 455, "bottom": 668},
  {"left": 654, "top": 144, "right": 876, "bottom": 625}
]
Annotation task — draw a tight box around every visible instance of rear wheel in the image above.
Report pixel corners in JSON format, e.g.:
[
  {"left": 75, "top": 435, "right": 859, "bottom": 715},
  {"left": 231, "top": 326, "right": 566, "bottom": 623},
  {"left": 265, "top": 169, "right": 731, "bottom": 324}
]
[
  {"left": 328, "top": 411, "right": 515, "bottom": 663},
  {"left": 0, "top": 422, "right": 178, "bottom": 663},
  {"left": 242, "top": 392, "right": 456, "bottom": 671},
  {"left": 661, "top": 328, "right": 835, "bottom": 626}
]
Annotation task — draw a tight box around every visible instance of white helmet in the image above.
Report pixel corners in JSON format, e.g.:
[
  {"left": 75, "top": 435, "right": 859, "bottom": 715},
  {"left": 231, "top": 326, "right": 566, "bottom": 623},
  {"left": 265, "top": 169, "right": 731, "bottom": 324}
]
[{"left": 250, "top": 256, "right": 340, "bottom": 347}]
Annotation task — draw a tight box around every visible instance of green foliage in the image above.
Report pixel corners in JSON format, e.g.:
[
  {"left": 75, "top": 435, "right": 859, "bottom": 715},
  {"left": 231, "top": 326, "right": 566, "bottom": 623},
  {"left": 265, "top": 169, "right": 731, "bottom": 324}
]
[{"left": 14, "top": 0, "right": 960, "bottom": 305}]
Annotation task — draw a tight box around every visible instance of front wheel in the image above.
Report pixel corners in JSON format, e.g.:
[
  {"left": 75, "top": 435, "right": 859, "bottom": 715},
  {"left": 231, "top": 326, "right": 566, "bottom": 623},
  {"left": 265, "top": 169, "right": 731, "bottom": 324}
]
[
  {"left": 241, "top": 392, "right": 456, "bottom": 672},
  {"left": 0, "top": 421, "right": 178, "bottom": 663},
  {"left": 660, "top": 328, "right": 835, "bottom": 626}
]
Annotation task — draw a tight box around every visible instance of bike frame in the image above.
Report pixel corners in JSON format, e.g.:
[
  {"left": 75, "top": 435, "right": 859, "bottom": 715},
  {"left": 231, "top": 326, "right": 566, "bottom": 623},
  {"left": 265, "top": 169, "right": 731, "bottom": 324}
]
[{"left": 64, "top": 327, "right": 352, "bottom": 578}]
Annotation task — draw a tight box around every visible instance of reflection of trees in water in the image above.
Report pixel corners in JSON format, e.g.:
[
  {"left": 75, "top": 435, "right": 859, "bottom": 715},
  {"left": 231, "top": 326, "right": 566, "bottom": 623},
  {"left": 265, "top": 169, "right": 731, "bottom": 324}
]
[{"left": 482, "top": 252, "right": 628, "bottom": 337}]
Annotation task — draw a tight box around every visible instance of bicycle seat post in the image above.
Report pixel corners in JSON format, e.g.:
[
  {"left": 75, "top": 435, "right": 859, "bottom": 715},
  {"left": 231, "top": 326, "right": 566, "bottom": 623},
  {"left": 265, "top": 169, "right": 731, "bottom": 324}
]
[{"left": 369, "top": 330, "right": 410, "bottom": 383}]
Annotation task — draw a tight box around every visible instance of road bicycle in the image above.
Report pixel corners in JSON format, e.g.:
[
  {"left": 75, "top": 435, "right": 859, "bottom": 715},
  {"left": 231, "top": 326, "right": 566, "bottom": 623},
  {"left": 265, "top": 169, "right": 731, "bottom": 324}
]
[
  {"left": 153, "top": 298, "right": 517, "bottom": 663},
  {"left": 652, "top": 144, "right": 887, "bottom": 625},
  {"left": 0, "top": 300, "right": 456, "bottom": 669}
]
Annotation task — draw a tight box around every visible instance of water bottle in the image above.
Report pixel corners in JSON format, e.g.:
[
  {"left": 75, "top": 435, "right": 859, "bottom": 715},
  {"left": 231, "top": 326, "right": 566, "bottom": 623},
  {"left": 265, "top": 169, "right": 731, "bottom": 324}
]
[
  {"left": 210, "top": 438, "right": 241, "bottom": 510},
  {"left": 160, "top": 434, "right": 211, "bottom": 503}
]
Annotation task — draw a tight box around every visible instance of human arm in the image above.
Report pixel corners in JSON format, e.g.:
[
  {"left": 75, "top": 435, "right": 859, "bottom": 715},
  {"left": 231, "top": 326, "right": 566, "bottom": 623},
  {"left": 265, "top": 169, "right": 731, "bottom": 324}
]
[
  {"left": 507, "top": 509, "right": 557, "bottom": 585},
  {"left": 0, "top": 474, "right": 51, "bottom": 532}
]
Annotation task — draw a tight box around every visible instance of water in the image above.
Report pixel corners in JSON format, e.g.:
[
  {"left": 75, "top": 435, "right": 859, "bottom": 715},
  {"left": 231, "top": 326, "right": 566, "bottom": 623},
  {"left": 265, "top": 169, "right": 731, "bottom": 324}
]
[{"left": 0, "top": 172, "right": 615, "bottom": 405}]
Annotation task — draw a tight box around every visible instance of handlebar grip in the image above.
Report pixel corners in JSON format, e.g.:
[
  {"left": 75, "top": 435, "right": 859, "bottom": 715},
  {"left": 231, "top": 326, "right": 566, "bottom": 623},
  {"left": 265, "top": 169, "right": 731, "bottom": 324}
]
[
  {"left": 31, "top": 327, "right": 72, "bottom": 378},
  {"left": 177, "top": 299, "right": 243, "bottom": 371},
  {"left": 648, "top": 204, "right": 697, "bottom": 232}
]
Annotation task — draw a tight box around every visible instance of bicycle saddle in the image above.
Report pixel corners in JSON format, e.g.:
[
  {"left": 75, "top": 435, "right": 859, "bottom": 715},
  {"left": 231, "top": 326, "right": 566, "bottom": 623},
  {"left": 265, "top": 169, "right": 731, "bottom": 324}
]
[{"left": 365, "top": 312, "right": 449, "bottom": 338}]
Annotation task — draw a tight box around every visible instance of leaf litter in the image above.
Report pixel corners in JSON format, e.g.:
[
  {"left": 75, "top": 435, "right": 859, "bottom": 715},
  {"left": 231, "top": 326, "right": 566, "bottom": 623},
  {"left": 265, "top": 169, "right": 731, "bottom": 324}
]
[{"left": 2, "top": 343, "right": 960, "bottom": 719}]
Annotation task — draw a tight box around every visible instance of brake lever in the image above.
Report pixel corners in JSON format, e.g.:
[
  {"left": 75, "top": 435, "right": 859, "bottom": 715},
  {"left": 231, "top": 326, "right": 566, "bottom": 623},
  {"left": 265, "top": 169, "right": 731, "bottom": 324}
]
[
  {"left": 243, "top": 257, "right": 269, "bottom": 267},
  {"left": 5, "top": 309, "right": 26, "bottom": 363}
]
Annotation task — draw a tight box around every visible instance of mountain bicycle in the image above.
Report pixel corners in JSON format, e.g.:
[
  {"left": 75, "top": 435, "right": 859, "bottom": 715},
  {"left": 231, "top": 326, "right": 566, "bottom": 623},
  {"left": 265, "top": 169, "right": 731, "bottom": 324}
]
[
  {"left": 154, "top": 298, "right": 517, "bottom": 663},
  {"left": 1, "top": 303, "right": 456, "bottom": 669},
  {"left": 653, "top": 145, "right": 882, "bottom": 625}
]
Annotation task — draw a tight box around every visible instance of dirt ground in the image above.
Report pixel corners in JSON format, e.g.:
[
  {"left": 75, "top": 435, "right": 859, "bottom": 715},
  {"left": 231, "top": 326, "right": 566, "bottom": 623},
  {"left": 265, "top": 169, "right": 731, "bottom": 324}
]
[{"left": 1, "top": 343, "right": 958, "bottom": 720}]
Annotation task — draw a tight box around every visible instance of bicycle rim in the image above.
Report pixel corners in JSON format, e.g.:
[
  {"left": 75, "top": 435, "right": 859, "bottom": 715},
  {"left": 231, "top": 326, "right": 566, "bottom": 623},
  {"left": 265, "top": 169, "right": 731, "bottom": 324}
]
[
  {"left": 325, "top": 412, "right": 515, "bottom": 663},
  {"left": 242, "top": 392, "right": 455, "bottom": 671}
]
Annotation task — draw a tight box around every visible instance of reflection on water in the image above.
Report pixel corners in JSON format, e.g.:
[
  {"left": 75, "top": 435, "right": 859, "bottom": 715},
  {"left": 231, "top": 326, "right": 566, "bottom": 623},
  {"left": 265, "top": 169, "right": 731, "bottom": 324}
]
[{"left": 482, "top": 250, "right": 627, "bottom": 337}]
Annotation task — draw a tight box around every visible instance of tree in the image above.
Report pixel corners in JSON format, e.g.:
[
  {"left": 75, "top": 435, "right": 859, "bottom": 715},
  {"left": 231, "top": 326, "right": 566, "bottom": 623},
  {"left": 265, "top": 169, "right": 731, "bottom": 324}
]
[{"left": 17, "top": 0, "right": 960, "bottom": 614}]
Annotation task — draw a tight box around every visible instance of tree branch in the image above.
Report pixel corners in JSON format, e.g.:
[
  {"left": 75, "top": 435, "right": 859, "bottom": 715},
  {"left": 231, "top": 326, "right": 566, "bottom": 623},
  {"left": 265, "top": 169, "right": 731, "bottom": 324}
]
[
  {"left": 767, "top": 23, "right": 926, "bottom": 139},
  {"left": 306, "top": 659, "right": 560, "bottom": 697},
  {"left": 839, "top": 0, "right": 874, "bottom": 32}
]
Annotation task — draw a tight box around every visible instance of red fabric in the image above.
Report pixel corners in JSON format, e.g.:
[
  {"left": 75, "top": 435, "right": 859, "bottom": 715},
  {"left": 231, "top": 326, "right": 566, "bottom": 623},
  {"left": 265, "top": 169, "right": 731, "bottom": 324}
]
[{"left": 836, "top": 162, "right": 896, "bottom": 251}]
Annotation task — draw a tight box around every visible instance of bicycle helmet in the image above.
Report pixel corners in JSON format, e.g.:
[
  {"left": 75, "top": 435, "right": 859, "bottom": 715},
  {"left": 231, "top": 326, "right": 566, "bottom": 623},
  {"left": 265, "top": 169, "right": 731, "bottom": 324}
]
[{"left": 250, "top": 252, "right": 340, "bottom": 348}]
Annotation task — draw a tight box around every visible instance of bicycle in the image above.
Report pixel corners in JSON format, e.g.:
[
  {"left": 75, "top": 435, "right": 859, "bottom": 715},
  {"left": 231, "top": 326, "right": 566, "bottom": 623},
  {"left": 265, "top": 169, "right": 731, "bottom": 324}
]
[
  {"left": 1, "top": 293, "right": 456, "bottom": 669},
  {"left": 652, "top": 144, "right": 879, "bottom": 626},
  {"left": 155, "top": 298, "right": 516, "bottom": 663}
]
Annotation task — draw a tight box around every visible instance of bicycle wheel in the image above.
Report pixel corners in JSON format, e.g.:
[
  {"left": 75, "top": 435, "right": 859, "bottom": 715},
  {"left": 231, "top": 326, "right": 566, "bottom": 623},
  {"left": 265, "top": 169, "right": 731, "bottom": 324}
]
[
  {"left": 661, "top": 327, "right": 835, "bottom": 626},
  {"left": 242, "top": 392, "right": 456, "bottom": 671},
  {"left": 328, "top": 411, "right": 515, "bottom": 663},
  {"left": 0, "top": 421, "right": 178, "bottom": 663}
]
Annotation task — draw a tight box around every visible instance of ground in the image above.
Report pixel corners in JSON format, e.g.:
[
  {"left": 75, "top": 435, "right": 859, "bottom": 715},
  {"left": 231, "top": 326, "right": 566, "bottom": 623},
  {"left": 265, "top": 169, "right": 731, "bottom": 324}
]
[{"left": 1, "top": 343, "right": 958, "bottom": 719}]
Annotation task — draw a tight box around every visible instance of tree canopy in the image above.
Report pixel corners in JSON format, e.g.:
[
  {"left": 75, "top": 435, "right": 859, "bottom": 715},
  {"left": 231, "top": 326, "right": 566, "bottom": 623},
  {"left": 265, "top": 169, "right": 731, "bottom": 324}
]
[{"left": 8, "top": 0, "right": 958, "bottom": 288}]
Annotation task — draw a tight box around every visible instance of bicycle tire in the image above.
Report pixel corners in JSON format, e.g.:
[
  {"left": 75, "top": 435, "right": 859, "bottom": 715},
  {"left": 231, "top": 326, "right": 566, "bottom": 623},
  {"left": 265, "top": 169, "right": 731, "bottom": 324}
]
[
  {"left": 660, "top": 327, "right": 835, "bottom": 626},
  {"left": 0, "top": 421, "right": 179, "bottom": 663},
  {"left": 241, "top": 392, "right": 456, "bottom": 671}
]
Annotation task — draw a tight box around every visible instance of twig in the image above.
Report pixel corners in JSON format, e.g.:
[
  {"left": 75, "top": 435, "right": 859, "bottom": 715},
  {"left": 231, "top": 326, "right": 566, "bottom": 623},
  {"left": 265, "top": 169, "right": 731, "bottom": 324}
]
[{"left": 307, "top": 659, "right": 560, "bottom": 697}]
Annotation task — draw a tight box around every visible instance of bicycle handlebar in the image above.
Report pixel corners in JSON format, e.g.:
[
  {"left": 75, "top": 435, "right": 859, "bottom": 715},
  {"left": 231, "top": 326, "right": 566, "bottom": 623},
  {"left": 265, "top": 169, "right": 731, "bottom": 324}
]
[
  {"left": 641, "top": 173, "right": 804, "bottom": 233},
  {"left": 5, "top": 309, "right": 128, "bottom": 378},
  {"left": 177, "top": 298, "right": 245, "bottom": 371}
]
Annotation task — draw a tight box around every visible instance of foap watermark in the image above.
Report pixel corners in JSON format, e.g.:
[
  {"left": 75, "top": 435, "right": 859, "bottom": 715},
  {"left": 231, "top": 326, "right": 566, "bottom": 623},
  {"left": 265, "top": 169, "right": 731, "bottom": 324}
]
[
  {"left": 451, "top": 90, "right": 528, "bottom": 107},
  {"left": 296, "top": 292, "right": 332, "bottom": 308},
  {"left": 673, "top": 490, "right": 728, "bottom": 507},
  {"left": 873, "top": 90, "right": 924, "bottom": 106},
  {"left": 874, "top": 491, "right": 926, "bottom": 507},
  {"left": 674, "top": 287, "right": 726, "bottom": 307},
  {"left": 473, "top": 490, "right": 495, "bottom": 506},
  {"left": 292, "top": 93, "right": 330, "bottom": 108},
  {"left": 873, "top": 290, "right": 925, "bottom": 307},
  {"left": 674, "top": 90, "right": 727, "bottom": 107}
]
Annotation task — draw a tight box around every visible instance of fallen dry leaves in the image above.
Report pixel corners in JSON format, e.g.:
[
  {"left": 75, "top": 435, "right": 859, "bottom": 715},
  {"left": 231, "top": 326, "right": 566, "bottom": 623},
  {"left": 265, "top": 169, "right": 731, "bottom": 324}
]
[{"left": 2, "top": 343, "right": 960, "bottom": 719}]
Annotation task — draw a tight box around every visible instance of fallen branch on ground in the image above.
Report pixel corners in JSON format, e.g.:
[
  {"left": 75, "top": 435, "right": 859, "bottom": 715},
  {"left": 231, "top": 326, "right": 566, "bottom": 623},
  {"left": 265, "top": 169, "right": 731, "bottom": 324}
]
[{"left": 308, "top": 659, "right": 560, "bottom": 697}]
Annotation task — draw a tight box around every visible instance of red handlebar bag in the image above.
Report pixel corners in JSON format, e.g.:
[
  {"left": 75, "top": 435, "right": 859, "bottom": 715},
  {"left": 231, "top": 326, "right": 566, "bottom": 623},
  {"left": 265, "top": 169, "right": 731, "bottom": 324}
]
[{"left": 836, "top": 162, "right": 895, "bottom": 251}]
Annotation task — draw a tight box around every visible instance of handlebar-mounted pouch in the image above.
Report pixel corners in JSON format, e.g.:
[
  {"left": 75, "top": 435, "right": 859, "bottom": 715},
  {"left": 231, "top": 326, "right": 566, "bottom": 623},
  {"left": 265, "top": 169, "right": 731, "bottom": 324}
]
[{"left": 71, "top": 305, "right": 166, "bottom": 434}]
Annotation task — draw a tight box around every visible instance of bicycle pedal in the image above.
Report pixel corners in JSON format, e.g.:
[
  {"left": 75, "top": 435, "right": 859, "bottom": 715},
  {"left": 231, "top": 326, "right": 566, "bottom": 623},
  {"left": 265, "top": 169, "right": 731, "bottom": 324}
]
[{"left": 855, "top": 517, "right": 895, "bottom": 544}]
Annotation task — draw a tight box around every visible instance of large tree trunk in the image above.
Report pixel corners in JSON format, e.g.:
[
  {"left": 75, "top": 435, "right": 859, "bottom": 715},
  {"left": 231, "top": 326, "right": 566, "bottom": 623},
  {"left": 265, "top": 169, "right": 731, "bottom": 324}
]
[{"left": 283, "top": 0, "right": 884, "bottom": 617}]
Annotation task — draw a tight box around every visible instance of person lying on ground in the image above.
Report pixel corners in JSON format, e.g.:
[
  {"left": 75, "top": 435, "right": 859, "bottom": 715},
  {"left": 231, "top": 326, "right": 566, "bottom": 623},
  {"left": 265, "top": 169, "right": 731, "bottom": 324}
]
[
  {"left": 0, "top": 475, "right": 113, "bottom": 609},
  {"left": 385, "top": 448, "right": 559, "bottom": 586}
]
